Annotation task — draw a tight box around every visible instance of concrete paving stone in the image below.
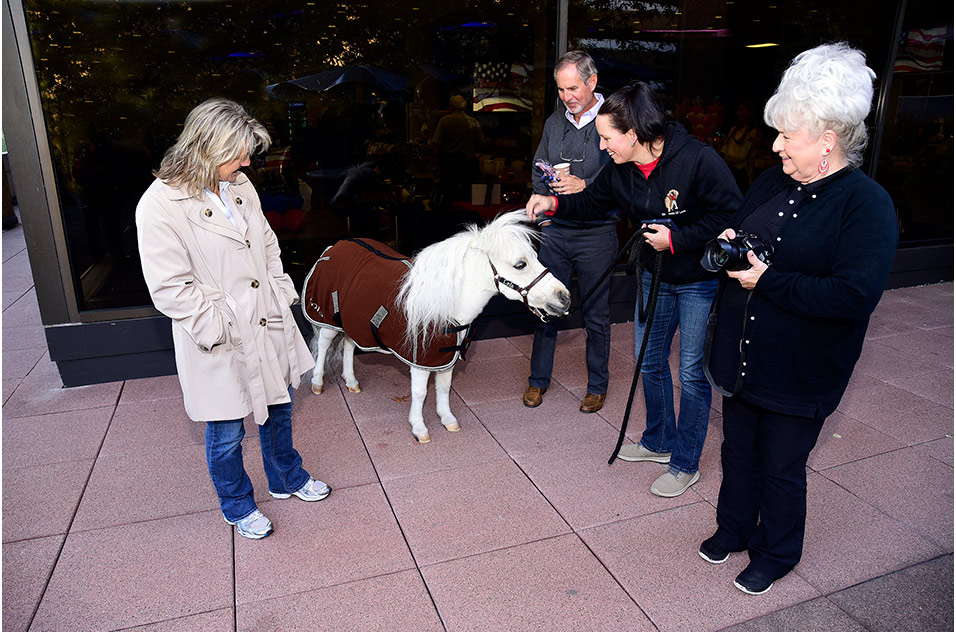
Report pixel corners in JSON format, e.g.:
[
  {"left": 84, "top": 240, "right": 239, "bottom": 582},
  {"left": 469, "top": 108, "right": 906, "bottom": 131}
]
[
  {"left": 507, "top": 332, "right": 535, "bottom": 356},
  {"left": 246, "top": 394, "right": 379, "bottom": 493},
  {"left": 1, "top": 232, "right": 27, "bottom": 262},
  {"left": 233, "top": 484, "right": 416, "bottom": 604},
  {"left": 853, "top": 339, "right": 943, "bottom": 381},
  {"left": 887, "top": 368, "right": 954, "bottom": 408},
  {"left": 237, "top": 570, "right": 444, "bottom": 632},
  {"left": 356, "top": 393, "right": 509, "bottom": 482},
  {"left": 720, "top": 596, "right": 867, "bottom": 632},
  {"left": 1, "top": 291, "right": 41, "bottom": 327},
  {"left": 1, "top": 323, "right": 46, "bottom": 352},
  {"left": 818, "top": 447, "right": 954, "bottom": 549},
  {"left": 912, "top": 435, "right": 954, "bottom": 467},
  {"left": 513, "top": 440, "right": 700, "bottom": 530},
  {"left": 580, "top": 502, "right": 821, "bottom": 631},
  {"left": 1, "top": 406, "right": 113, "bottom": 470},
  {"left": 796, "top": 472, "right": 943, "bottom": 593},
  {"left": 551, "top": 340, "right": 638, "bottom": 394},
  {"left": 123, "top": 608, "right": 235, "bottom": 631},
  {"left": 31, "top": 511, "right": 233, "bottom": 631},
  {"left": 383, "top": 459, "right": 571, "bottom": 566},
  {"left": 688, "top": 411, "right": 724, "bottom": 502},
  {"left": 578, "top": 379, "right": 651, "bottom": 437},
  {"left": 1, "top": 365, "right": 122, "bottom": 418},
  {"left": 2, "top": 289, "right": 28, "bottom": 311},
  {"left": 462, "top": 336, "right": 524, "bottom": 361},
  {"left": 806, "top": 410, "right": 904, "bottom": 471},
  {"left": 333, "top": 351, "right": 427, "bottom": 422},
  {"left": 837, "top": 382, "right": 954, "bottom": 446},
  {"left": 451, "top": 353, "right": 542, "bottom": 406},
  {"left": 876, "top": 329, "right": 954, "bottom": 368},
  {"left": 72, "top": 444, "right": 219, "bottom": 531},
  {"left": 1, "top": 534, "right": 65, "bottom": 632},
  {"left": 293, "top": 376, "right": 354, "bottom": 425},
  {"left": 3, "top": 378, "right": 21, "bottom": 405},
  {"left": 100, "top": 396, "right": 202, "bottom": 455},
  {"left": 120, "top": 374, "right": 184, "bottom": 403},
  {"left": 827, "top": 554, "right": 954, "bottom": 632},
  {"left": 472, "top": 385, "right": 618, "bottom": 458},
  {"left": 2, "top": 459, "right": 93, "bottom": 542},
  {"left": 422, "top": 534, "right": 655, "bottom": 632}
]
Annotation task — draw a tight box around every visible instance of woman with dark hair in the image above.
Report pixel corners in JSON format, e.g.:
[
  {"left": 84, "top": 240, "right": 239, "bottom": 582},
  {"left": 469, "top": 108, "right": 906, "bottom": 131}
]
[{"left": 527, "top": 81, "right": 741, "bottom": 498}]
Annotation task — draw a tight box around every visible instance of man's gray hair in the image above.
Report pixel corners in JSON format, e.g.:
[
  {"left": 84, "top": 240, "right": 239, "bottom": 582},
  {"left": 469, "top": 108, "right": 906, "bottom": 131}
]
[
  {"left": 554, "top": 50, "right": 598, "bottom": 83},
  {"left": 155, "top": 98, "right": 271, "bottom": 196},
  {"left": 764, "top": 42, "right": 876, "bottom": 168}
]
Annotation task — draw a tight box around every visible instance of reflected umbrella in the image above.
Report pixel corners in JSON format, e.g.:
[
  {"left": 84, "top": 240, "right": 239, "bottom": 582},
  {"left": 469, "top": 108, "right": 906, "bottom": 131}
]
[{"left": 267, "top": 65, "right": 409, "bottom": 98}]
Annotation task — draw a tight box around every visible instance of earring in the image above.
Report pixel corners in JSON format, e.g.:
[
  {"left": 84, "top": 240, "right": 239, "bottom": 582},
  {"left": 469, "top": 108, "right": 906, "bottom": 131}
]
[
  {"left": 630, "top": 140, "right": 636, "bottom": 147},
  {"left": 818, "top": 158, "right": 829, "bottom": 175}
]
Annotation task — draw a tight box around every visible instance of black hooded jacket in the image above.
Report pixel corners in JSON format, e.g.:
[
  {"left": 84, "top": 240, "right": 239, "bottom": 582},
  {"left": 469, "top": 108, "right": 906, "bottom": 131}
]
[{"left": 551, "top": 122, "right": 742, "bottom": 284}]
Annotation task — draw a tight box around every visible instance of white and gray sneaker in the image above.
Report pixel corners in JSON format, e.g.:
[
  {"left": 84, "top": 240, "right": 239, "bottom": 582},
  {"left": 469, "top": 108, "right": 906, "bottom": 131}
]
[
  {"left": 269, "top": 477, "right": 331, "bottom": 502},
  {"left": 225, "top": 509, "right": 274, "bottom": 540}
]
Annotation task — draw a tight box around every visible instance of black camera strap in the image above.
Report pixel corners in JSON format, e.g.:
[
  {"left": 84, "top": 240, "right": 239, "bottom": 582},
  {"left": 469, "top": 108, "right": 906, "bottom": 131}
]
[{"left": 608, "top": 248, "right": 665, "bottom": 465}]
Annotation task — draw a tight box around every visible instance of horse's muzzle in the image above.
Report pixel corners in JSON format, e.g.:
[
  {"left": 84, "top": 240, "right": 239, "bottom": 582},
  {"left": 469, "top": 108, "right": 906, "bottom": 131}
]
[{"left": 545, "top": 289, "right": 571, "bottom": 317}]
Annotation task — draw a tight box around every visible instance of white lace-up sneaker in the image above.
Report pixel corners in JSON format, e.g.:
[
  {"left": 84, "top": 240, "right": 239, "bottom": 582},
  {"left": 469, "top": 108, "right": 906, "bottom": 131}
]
[
  {"left": 269, "top": 477, "right": 331, "bottom": 502},
  {"left": 225, "top": 509, "right": 273, "bottom": 540}
]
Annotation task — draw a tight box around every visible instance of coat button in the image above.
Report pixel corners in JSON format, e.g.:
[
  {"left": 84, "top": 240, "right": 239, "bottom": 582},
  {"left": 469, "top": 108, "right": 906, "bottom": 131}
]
[
  {"left": 204, "top": 209, "right": 213, "bottom": 217},
  {"left": 251, "top": 280, "right": 260, "bottom": 288},
  {"left": 245, "top": 239, "right": 251, "bottom": 248},
  {"left": 235, "top": 197, "right": 243, "bottom": 205},
  {"left": 259, "top": 318, "right": 267, "bottom": 327}
]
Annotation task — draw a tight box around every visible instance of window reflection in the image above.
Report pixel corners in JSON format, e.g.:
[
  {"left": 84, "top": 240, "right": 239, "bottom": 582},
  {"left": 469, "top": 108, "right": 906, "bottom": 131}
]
[{"left": 23, "top": 0, "right": 554, "bottom": 311}]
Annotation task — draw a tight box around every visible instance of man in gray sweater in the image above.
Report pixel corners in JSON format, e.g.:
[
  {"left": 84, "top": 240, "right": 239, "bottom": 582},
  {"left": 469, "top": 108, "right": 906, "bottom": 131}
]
[{"left": 524, "top": 51, "right": 618, "bottom": 414}]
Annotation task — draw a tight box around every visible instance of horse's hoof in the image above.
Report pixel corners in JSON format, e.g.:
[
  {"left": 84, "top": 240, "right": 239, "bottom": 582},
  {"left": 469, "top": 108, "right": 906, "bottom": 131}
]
[
  {"left": 347, "top": 385, "right": 361, "bottom": 393},
  {"left": 414, "top": 432, "right": 431, "bottom": 443},
  {"left": 444, "top": 422, "right": 461, "bottom": 432},
  {"left": 311, "top": 384, "right": 323, "bottom": 395}
]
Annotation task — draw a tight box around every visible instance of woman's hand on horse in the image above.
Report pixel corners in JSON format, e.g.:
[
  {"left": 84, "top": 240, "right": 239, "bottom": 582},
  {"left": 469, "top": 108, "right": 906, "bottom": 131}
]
[{"left": 526, "top": 194, "right": 556, "bottom": 221}]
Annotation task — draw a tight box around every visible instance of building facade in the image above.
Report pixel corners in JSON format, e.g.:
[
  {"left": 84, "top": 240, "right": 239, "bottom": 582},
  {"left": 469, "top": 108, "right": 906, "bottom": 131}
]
[{"left": 2, "top": 0, "right": 952, "bottom": 386}]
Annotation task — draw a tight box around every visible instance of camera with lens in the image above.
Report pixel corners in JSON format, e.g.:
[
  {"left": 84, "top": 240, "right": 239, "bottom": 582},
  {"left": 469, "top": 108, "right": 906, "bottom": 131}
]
[{"left": 701, "top": 232, "right": 773, "bottom": 272}]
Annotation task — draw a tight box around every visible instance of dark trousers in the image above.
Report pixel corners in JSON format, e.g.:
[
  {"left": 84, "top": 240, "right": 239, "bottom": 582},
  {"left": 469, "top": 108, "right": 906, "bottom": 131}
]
[
  {"left": 529, "top": 222, "right": 618, "bottom": 394},
  {"left": 713, "top": 395, "right": 826, "bottom": 580}
]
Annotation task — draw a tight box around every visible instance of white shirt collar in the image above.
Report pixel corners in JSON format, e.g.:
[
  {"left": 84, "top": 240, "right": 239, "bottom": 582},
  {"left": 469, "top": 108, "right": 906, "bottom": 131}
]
[{"left": 565, "top": 92, "right": 604, "bottom": 130}]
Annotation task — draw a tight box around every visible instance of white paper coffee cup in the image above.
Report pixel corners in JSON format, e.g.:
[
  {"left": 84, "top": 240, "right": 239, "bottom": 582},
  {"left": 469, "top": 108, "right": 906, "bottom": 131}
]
[{"left": 553, "top": 162, "right": 571, "bottom": 180}]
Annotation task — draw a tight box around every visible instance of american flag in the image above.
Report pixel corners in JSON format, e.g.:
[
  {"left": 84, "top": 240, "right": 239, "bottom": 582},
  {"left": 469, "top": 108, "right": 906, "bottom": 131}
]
[{"left": 473, "top": 61, "right": 533, "bottom": 112}]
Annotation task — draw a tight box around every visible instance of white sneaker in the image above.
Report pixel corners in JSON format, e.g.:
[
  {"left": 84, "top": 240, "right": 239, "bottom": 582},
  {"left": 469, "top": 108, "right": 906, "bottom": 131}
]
[
  {"left": 617, "top": 444, "right": 671, "bottom": 463},
  {"left": 225, "top": 509, "right": 273, "bottom": 540},
  {"left": 650, "top": 469, "right": 700, "bottom": 497},
  {"left": 269, "top": 477, "right": 331, "bottom": 502}
]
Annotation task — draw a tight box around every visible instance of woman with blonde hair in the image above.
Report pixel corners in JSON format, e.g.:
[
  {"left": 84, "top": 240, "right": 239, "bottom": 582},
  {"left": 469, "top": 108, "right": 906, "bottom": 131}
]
[
  {"left": 700, "top": 43, "right": 898, "bottom": 594},
  {"left": 137, "top": 98, "right": 329, "bottom": 540}
]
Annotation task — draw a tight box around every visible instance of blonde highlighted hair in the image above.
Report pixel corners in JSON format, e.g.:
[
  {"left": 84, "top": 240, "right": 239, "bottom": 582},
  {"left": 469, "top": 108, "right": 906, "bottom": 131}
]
[
  {"left": 764, "top": 43, "right": 877, "bottom": 169},
  {"left": 154, "top": 98, "right": 271, "bottom": 195}
]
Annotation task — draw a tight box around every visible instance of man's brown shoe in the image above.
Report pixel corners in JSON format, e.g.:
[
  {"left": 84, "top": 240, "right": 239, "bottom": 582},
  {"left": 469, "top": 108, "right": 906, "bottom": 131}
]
[
  {"left": 523, "top": 386, "right": 546, "bottom": 408},
  {"left": 579, "top": 392, "right": 606, "bottom": 413}
]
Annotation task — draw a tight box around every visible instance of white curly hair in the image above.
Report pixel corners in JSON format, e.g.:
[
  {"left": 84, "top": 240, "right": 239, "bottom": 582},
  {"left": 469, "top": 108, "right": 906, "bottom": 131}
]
[{"left": 764, "top": 42, "right": 877, "bottom": 168}]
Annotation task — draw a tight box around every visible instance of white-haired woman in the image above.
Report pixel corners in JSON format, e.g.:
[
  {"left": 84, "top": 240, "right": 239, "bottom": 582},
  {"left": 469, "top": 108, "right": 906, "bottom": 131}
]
[
  {"left": 136, "top": 99, "right": 329, "bottom": 541},
  {"left": 699, "top": 43, "right": 898, "bottom": 594}
]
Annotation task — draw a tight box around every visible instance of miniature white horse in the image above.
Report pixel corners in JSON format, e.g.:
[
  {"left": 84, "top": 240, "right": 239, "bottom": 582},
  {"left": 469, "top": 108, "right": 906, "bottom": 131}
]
[{"left": 304, "top": 210, "right": 570, "bottom": 442}]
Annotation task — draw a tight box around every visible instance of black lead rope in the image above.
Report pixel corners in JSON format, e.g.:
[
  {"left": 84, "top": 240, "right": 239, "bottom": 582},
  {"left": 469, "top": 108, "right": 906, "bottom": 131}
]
[{"left": 608, "top": 249, "right": 665, "bottom": 465}]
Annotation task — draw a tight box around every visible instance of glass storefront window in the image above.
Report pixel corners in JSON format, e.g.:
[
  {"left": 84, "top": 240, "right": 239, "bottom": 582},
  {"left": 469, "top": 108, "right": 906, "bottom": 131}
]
[
  {"left": 568, "top": 0, "right": 951, "bottom": 244},
  {"left": 22, "top": 0, "right": 556, "bottom": 312}
]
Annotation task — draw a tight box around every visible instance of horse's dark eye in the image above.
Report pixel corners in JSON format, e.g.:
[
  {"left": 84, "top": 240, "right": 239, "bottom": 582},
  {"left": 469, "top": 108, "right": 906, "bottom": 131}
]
[{"left": 514, "top": 259, "right": 527, "bottom": 270}]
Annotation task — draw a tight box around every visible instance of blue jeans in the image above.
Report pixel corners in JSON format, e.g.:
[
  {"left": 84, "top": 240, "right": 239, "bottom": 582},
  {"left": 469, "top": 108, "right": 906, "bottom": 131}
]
[
  {"left": 205, "top": 387, "right": 311, "bottom": 522},
  {"left": 529, "top": 223, "right": 619, "bottom": 394},
  {"left": 634, "top": 270, "right": 717, "bottom": 474}
]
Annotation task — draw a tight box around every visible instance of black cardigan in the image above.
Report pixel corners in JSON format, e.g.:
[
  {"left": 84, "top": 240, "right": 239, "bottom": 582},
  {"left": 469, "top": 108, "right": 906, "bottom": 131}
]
[
  {"left": 551, "top": 122, "right": 742, "bottom": 285},
  {"left": 706, "top": 166, "right": 899, "bottom": 417}
]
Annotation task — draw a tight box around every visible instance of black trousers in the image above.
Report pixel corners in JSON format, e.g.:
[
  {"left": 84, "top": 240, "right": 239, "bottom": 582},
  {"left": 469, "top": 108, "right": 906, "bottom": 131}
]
[{"left": 713, "top": 395, "right": 826, "bottom": 580}]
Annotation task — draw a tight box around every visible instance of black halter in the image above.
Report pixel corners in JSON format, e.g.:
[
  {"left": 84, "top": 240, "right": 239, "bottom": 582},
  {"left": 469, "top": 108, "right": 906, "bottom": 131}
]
[{"left": 488, "top": 259, "right": 554, "bottom": 322}]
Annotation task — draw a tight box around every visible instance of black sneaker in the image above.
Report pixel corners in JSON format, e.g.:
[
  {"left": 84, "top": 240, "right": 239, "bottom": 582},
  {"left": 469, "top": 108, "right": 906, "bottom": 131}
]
[
  {"left": 733, "top": 565, "right": 775, "bottom": 595},
  {"left": 698, "top": 535, "right": 731, "bottom": 564}
]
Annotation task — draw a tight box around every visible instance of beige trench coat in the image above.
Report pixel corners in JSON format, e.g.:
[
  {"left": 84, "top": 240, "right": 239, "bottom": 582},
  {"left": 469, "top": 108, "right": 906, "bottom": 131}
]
[{"left": 136, "top": 174, "right": 314, "bottom": 424}]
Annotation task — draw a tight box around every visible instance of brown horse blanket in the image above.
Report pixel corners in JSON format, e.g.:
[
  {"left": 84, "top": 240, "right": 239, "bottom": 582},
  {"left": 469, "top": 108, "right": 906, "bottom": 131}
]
[{"left": 301, "top": 238, "right": 469, "bottom": 371}]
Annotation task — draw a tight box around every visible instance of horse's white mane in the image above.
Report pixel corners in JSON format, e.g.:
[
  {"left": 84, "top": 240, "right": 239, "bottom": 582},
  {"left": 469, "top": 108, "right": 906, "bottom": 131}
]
[{"left": 397, "top": 210, "right": 539, "bottom": 345}]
